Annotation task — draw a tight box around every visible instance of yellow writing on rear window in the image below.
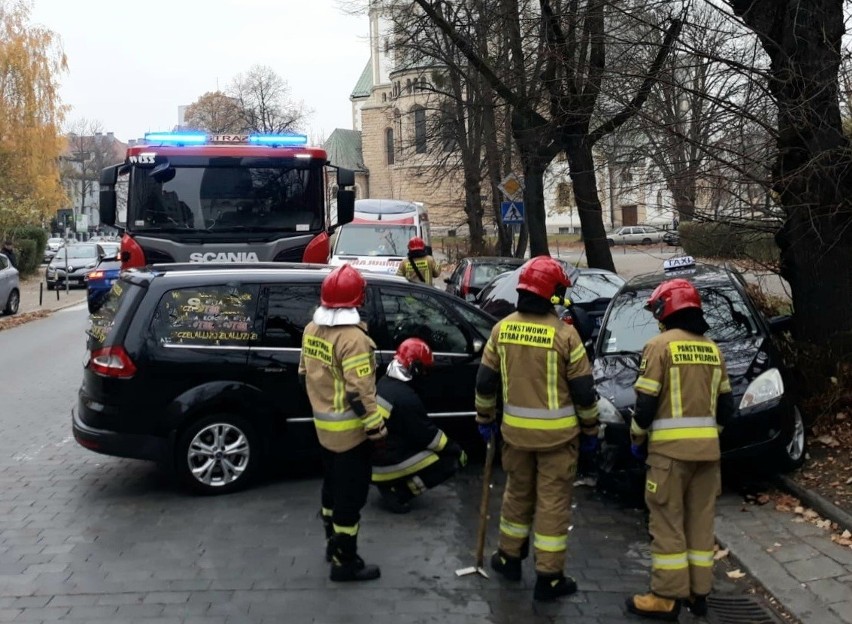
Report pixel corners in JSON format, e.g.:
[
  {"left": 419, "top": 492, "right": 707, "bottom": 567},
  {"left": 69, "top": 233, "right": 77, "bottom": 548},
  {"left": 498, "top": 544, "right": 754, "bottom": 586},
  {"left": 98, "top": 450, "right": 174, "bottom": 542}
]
[
  {"left": 498, "top": 322, "right": 555, "bottom": 348},
  {"left": 669, "top": 341, "right": 720, "bottom": 365}
]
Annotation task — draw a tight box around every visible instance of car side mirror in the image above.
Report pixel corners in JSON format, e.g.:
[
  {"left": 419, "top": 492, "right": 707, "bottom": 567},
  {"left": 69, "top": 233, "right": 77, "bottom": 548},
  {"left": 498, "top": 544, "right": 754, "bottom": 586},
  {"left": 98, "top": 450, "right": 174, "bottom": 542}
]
[
  {"left": 768, "top": 314, "right": 793, "bottom": 333},
  {"left": 443, "top": 277, "right": 451, "bottom": 284},
  {"left": 471, "top": 338, "right": 485, "bottom": 355}
]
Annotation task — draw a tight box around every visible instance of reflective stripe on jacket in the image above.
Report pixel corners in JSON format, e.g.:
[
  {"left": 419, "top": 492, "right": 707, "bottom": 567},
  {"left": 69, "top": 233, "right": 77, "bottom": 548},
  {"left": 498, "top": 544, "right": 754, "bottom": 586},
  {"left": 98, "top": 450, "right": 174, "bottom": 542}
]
[
  {"left": 633, "top": 328, "right": 731, "bottom": 461},
  {"left": 299, "top": 321, "right": 379, "bottom": 453},
  {"left": 475, "top": 311, "right": 592, "bottom": 450}
]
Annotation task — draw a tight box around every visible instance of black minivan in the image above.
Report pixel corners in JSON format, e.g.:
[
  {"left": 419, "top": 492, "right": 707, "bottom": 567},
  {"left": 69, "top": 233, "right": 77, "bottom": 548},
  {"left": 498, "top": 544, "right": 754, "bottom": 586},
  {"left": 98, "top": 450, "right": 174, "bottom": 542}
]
[{"left": 73, "top": 263, "right": 496, "bottom": 494}]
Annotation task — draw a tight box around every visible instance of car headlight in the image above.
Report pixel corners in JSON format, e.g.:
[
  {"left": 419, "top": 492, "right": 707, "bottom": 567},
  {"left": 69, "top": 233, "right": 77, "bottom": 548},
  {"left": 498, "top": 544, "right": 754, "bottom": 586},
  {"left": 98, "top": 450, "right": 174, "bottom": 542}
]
[
  {"left": 597, "top": 396, "right": 623, "bottom": 425},
  {"left": 739, "top": 368, "right": 784, "bottom": 409}
]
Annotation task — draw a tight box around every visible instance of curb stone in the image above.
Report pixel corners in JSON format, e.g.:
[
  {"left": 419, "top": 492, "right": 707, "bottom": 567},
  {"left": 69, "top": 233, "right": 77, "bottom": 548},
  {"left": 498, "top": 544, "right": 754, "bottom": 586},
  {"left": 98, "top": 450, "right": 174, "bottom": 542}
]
[
  {"left": 715, "top": 524, "right": 845, "bottom": 624},
  {"left": 776, "top": 474, "right": 852, "bottom": 533}
]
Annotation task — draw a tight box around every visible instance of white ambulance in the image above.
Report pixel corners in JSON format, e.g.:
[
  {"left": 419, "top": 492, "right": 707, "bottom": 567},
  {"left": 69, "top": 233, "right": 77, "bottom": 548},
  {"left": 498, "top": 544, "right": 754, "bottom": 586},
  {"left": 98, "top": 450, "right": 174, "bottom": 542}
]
[{"left": 329, "top": 199, "right": 431, "bottom": 274}]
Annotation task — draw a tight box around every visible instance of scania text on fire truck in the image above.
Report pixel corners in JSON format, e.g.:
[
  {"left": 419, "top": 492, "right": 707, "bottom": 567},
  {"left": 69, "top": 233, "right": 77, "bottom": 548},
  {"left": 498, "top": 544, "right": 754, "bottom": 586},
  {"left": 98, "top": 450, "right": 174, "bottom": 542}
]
[{"left": 98, "top": 132, "right": 356, "bottom": 268}]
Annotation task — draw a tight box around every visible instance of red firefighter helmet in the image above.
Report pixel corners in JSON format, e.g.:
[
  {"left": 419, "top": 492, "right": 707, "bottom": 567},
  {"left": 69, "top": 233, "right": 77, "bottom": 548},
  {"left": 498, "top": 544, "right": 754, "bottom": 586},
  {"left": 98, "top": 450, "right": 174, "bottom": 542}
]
[
  {"left": 395, "top": 338, "right": 434, "bottom": 373},
  {"left": 517, "top": 256, "right": 572, "bottom": 299},
  {"left": 321, "top": 264, "right": 366, "bottom": 308},
  {"left": 645, "top": 278, "right": 702, "bottom": 321},
  {"left": 408, "top": 236, "right": 426, "bottom": 252}
]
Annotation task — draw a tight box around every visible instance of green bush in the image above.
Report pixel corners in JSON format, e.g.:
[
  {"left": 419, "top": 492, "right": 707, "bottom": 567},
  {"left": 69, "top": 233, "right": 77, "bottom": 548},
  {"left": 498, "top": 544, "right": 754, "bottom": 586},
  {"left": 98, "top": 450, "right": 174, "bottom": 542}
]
[
  {"left": 13, "top": 225, "right": 48, "bottom": 256},
  {"left": 13, "top": 238, "right": 38, "bottom": 276},
  {"left": 680, "top": 221, "right": 779, "bottom": 264}
]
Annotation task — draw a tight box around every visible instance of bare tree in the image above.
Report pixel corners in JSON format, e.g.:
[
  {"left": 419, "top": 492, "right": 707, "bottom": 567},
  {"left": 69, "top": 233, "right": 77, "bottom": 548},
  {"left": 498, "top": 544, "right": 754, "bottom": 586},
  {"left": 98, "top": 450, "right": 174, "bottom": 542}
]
[
  {"left": 718, "top": 0, "right": 852, "bottom": 346},
  {"left": 229, "top": 65, "right": 309, "bottom": 134},
  {"left": 183, "top": 91, "right": 243, "bottom": 133},
  {"left": 61, "top": 119, "right": 123, "bottom": 225},
  {"left": 413, "top": 0, "right": 682, "bottom": 271}
]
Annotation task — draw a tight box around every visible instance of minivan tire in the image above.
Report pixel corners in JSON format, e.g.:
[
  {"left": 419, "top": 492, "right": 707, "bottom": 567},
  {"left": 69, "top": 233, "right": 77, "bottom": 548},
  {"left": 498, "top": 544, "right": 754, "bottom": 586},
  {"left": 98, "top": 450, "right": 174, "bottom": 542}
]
[
  {"left": 176, "top": 413, "right": 261, "bottom": 495},
  {"left": 607, "top": 239, "right": 615, "bottom": 247},
  {"left": 3, "top": 288, "right": 19, "bottom": 315}
]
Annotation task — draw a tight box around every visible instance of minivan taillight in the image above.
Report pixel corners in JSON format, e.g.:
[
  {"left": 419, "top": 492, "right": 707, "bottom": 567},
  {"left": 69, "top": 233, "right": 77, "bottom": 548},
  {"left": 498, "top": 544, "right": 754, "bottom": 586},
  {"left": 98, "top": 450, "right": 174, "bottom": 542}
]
[
  {"left": 89, "top": 346, "right": 137, "bottom": 378},
  {"left": 460, "top": 265, "right": 473, "bottom": 298}
]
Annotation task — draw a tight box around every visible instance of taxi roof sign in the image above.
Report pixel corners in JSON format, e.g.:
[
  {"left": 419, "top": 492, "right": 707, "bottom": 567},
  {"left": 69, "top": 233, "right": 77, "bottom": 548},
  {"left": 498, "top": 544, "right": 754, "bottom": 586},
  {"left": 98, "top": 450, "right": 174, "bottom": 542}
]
[{"left": 663, "top": 255, "right": 696, "bottom": 271}]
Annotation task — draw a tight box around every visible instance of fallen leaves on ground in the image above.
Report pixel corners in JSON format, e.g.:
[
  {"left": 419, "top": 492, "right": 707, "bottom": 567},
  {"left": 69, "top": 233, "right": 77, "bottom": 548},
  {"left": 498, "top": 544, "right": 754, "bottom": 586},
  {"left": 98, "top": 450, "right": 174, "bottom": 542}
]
[
  {"left": 759, "top": 490, "right": 852, "bottom": 551},
  {"left": 726, "top": 569, "right": 747, "bottom": 579},
  {"left": 713, "top": 548, "right": 730, "bottom": 561},
  {"left": 0, "top": 310, "right": 50, "bottom": 332}
]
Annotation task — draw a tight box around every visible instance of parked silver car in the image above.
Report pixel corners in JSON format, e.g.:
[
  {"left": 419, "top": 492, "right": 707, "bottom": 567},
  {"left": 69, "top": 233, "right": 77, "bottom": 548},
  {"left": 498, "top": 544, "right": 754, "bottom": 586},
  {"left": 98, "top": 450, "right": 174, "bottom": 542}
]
[
  {"left": 0, "top": 252, "right": 20, "bottom": 315},
  {"left": 606, "top": 225, "right": 665, "bottom": 246}
]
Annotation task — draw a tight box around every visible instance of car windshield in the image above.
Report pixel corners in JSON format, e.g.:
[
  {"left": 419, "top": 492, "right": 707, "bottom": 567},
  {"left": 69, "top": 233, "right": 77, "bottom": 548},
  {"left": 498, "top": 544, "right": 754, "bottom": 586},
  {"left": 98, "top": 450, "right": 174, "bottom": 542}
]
[
  {"left": 599, "top": 283, "right": 759, "bottom": 354},
  {"left": 335, "top": 225, "right": 415, "bottom": 256},
  {"left": 127, "top": 161, "right": 323, "bottom": 234},
  {"left": 57, "top": 245, "right": 98, "bottom": 260},
  {"left": 569, "top": 272, "right": 625, "bottom": 304},
  {"left": 472, "top": 263, "right": 520, "bottom": 288}
]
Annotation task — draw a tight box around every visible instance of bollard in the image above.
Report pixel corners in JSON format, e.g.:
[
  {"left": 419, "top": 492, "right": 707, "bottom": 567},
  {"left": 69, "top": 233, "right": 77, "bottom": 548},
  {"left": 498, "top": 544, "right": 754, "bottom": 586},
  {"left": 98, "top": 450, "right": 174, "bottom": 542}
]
[
  {"left": 39, "top": 282, "right": 43, "bottom": 306},
  {"left": 56, "top": 283, "right": 60, "bottom": 301}
]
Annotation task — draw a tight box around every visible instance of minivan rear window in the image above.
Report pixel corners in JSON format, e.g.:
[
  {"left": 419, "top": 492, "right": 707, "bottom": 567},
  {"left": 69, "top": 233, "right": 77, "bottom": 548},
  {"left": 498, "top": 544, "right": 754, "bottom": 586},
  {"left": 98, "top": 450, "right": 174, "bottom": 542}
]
[
  {"left": 151, "top": 284, "right": 260, "bottom": 347},
  {"left": 88, "top": 279, "right": 142, "bottom": 347}
]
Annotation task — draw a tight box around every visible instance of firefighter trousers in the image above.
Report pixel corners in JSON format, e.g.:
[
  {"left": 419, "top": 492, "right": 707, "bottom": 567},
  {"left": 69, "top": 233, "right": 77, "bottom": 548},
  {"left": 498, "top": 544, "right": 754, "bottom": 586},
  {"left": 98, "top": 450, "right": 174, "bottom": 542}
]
[
  {"left": 645, "top": 454, "right": 721, "bottom": 599},
  {"left": 320, "top": 442, "right": 372, "bottom": 537},
  {"left": 498, "top": 440, "right": 578, "bottom": 574},
  {"left": 374, "top": 453, "right": 459, "bottom": 501}
]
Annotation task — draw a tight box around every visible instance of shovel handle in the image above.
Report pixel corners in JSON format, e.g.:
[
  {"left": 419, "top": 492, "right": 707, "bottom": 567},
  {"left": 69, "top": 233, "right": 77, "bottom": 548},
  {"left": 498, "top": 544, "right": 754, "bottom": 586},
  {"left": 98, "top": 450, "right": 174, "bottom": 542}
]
[{"left": 474, "top": 430, "right": 497, "bottom": 568}]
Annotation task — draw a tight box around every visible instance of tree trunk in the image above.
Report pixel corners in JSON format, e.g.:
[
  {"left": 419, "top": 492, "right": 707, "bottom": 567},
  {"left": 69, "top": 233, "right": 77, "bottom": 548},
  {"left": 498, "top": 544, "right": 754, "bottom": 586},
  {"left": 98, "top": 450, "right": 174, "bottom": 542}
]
[
  {"left": 482, "top": 93, "right": 512, "bottom": 255},
  {"left": 519, "top": 155, "right": 549, "bottom": 256},
  {"left": 731, "top": 0, "right": 852, "bottom": 345},
  {"left": 464, "top": 175, "right": 486, "bottom": 254},
  {"left": 564, "top": 137, "right": 616, "bottom": 272},
  {"left": 670, "top": 178, "right": 696, "bottom": 223}
]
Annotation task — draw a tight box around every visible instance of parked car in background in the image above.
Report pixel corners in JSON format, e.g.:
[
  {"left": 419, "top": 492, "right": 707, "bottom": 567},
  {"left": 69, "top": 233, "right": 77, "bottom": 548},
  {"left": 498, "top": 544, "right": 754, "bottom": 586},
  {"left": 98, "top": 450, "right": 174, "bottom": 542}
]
[
  {"left": 663, "top": 230, "right": 681, "bottom": 246},
  {"left": 606, "top": 225, "right": 665, "bottom": 246},
  {"left": 46, "top": 237, "right": 64, "bottom": 252},
  {"left": 0, "top": 252, "right": 20, "bottom": 315},
  {"left": 96, "top": 242, "right": 121, "bottom": 260},
  {"left": 74, "top": 264, "right": 497, "bottom": 494},
  {"left": 593, "top": 256, "right": 805, "bottom": 501},
  {"left": 85, "top": 247, "right": 122, "bottom": 314},
  {"left": 444, "top": 256, "right": 525, "bottom": 300},
  {"left": 476, "top": 261, "right": 625, "bottom": 342},
  {"left": 45, "top": 243, "right": 100, "bottom": 289}
]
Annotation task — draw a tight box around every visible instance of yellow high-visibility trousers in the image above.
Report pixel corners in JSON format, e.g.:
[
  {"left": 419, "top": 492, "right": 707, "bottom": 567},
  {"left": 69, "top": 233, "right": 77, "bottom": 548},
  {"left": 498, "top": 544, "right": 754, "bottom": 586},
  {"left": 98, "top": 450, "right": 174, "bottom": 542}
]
[{"left": 645, "top": 454, "right": 720, "bottom": 598}]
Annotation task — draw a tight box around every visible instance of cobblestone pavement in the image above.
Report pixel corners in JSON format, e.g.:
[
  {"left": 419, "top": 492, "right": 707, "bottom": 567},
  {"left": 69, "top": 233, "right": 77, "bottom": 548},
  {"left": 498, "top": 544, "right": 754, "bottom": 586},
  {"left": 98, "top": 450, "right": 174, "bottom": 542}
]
[{"left": 717, "top": 493, "right": 852, "bottom": 624}]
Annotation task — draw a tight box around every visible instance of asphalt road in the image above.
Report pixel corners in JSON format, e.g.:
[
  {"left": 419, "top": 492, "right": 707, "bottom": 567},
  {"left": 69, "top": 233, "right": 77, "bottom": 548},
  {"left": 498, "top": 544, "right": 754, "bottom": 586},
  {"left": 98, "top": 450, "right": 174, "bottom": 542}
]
[{"left": 0, "top": 306, "right": 782, "bottom": 624}]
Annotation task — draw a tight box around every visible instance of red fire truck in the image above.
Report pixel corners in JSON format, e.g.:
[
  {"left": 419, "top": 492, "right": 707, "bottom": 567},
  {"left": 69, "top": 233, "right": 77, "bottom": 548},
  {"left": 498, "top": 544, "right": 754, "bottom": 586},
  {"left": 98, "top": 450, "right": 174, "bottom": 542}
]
[{"left": 98, "top": 132, "right": 355, "bottom": 268}]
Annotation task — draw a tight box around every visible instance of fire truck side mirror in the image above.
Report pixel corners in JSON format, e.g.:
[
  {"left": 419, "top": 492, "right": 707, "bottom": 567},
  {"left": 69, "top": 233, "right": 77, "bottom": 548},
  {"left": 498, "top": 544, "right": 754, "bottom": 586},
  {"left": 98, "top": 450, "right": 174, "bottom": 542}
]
[
  {"left": 337, "top": 190, "right": 355, "bottom": 226},
  {"left": 99, "top": 164, "right": 121, "bottom": 227},
  {"left": 336, "top": 167, "right": 355, "bottom": 188}
]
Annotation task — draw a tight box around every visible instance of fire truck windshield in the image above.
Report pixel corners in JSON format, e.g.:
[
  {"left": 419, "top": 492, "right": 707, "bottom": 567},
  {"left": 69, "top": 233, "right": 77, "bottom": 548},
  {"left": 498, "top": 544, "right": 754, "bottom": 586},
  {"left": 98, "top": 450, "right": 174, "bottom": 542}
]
[{"left": 126, "top": 160, "right": 323, "bottom": 235}]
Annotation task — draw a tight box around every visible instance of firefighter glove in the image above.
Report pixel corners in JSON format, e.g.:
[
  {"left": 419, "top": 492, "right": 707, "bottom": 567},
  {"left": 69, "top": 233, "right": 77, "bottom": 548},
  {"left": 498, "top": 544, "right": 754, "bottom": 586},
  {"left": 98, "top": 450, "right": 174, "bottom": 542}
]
[
  {"left": 630, "top": 442, "right": 648, "bottom": 461},
  {"left": 478, "top": 422, "right": 498, "bottom": 443},
  {"left": 579, "top": 433, "right": 599, "bottom": 458}
]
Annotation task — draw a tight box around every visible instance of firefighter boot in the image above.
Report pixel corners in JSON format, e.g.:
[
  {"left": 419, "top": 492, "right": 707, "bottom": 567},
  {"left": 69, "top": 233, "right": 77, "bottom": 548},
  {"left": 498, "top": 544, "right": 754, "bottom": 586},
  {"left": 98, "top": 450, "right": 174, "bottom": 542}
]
[
  {"left": 533, "top": 573, "right": 578, "bottom": 601},
  {"left": 686, "top": 594, "right": 708, "bottom": 617},
  {"left": 377, "top": 485, "right": 412, "bottom": 514},
  {"left": 490, "top": 549, "right": 522, "bottom": 581},
  {"left": 626, "top": 592, "right": 681, "bottom": 621},
  {"left": 321, "top": 514, "right": 333, "bottom": 562},
  {"left": 329, "top": 534, "right": 381, "bottom": 582}
]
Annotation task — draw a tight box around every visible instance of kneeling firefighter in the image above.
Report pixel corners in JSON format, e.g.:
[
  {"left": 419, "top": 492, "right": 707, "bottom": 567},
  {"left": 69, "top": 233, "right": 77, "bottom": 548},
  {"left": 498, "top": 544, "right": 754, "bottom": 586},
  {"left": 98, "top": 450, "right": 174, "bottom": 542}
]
[{"left": 372, "top": 338, "right": 467, "bottom": 513}]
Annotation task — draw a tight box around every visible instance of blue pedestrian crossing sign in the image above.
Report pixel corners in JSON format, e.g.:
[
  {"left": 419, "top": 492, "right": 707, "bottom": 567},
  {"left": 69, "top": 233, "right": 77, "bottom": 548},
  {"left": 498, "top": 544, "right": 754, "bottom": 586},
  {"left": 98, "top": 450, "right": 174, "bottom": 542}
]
[{"left": 501, "top": 201, "right": 525, "bottom": 224}]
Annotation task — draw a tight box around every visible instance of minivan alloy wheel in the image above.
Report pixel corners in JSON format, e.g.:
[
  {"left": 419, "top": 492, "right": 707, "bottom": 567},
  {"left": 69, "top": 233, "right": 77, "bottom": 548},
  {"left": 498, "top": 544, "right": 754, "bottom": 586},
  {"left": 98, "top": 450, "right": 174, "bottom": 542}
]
[
  {"left": 183, "top": 418, "right": 254, "bottom": 491},
  {"left": 786, "top": 406, "right": 806, "bottom": 463}
]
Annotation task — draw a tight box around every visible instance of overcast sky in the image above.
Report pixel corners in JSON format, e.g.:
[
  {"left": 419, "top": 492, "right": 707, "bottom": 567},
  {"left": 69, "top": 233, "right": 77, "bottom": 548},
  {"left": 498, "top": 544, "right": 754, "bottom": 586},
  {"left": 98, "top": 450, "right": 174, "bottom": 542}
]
[{"left": 30, "top": 0, "right": 370, "bottom": 143}]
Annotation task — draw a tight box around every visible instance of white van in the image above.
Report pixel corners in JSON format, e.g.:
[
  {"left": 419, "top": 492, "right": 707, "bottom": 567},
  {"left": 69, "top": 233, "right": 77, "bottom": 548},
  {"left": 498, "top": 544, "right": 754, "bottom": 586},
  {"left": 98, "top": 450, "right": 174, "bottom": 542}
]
[{"left": 329, "top": 199, "right": 431, "bottom": 274}]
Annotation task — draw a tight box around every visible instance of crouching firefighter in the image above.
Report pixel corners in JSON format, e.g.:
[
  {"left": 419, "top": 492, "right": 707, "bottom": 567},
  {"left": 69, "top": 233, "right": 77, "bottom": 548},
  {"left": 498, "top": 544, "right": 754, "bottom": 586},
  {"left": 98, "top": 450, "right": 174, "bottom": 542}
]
[
  {"left": 372, "top": 338, "right": 467, "bottom": 513},
  {"left": 626, "top": 278, "right": 735, "bottom": 620},
  {"left": 474, "top": 255, "right": 600, "bottom": 601},
  {"left": 299, "top": 264, "right": 387, "bottom": 582}
]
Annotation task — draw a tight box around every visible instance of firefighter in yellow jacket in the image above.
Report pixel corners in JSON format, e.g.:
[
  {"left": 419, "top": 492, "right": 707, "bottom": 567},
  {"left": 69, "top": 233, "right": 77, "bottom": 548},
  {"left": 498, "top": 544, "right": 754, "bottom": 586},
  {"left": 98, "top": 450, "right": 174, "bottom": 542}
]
[
  {"left": 475, "top": 255, "right": 600, "bottom": 601},
  {"left": 299, "top": 264, "right": 387, "bottom": 582},
  {"left": 397, "top": 236, "right": 438, "bottom": 285},
  {"left": 626, "top": 278, "right": 735, "bottom": 620}
]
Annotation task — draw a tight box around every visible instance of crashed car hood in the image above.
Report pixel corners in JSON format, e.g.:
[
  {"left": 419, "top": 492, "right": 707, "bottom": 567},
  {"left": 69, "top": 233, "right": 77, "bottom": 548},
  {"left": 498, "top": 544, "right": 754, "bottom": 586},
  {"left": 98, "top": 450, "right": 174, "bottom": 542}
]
[{"left": 594, "top": 337, "right": 764, "bottom": 412}]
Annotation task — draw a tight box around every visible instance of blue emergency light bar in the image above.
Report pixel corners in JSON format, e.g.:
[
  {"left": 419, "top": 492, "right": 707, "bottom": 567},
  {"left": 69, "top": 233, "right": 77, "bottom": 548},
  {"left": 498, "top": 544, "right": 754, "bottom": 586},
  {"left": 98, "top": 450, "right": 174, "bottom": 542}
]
[
  {"left": 142, "top": 131, "right": 308, "bottom": 147},
  {"left": 144, "top": 132, "right": 208, "bottom": 145},
  {"left": 247, "top": 134, "right": 308, "bottom": 146}
]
